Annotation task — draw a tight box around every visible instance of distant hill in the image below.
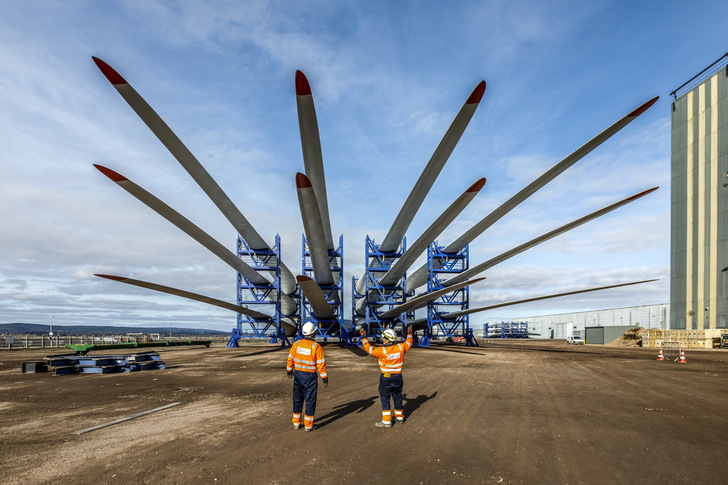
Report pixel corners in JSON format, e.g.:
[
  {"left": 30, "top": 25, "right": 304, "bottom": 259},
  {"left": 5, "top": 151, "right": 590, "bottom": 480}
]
[{"left": 0, "top": 323, "right": 230, "bottom": 336}]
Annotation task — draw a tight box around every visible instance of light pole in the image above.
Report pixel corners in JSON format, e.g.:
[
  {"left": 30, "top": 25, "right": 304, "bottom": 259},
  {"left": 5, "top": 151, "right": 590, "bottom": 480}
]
[
  {"left": 49, "top": 315, "right": 55, "bottom": 338},
  {"left": 169, "top": 323, "right": 172, "bottom": 339}
]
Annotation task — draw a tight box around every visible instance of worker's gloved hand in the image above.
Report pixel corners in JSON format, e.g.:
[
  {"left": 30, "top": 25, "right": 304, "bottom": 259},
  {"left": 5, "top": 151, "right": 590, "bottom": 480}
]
[
  {"left": 407, "top": 326, "right": 413, "bottom": 335},
  {"left": 360, "top": 329, "right": 366, "bottom": 337},
  {"left": 323, "top": 378, "right": 329, "bottom": 388},
  {"left": 287, "top": 370, "right": 293, "bottom": 379}
]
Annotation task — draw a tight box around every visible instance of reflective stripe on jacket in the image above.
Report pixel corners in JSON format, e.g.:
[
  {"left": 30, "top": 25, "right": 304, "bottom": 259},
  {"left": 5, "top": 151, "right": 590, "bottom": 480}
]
[
  {"left": 287, "top": 338, "right": 327, "bottom": 378},
  {"left": 361, "top": 334, "right": 413, "bottom": 374}
]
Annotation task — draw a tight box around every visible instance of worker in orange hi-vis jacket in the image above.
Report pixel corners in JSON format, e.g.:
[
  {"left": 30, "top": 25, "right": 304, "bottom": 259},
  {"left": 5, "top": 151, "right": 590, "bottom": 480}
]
[
  {"left": 287, "top": 322, "right": 328, "bottom": 432},
  {"left": 360, "top": 326, "right": 413, "bottom": 428}
]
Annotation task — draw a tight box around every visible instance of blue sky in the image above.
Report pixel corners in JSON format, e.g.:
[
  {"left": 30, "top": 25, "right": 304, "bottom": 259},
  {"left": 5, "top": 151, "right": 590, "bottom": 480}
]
[{"left": 0, "top": 0, "right": 725, "bottom": 331}]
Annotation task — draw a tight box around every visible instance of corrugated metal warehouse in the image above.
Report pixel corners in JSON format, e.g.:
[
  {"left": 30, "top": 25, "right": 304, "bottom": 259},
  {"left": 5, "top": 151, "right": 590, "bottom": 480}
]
[{"left": 476, "top": 303, "right": 669, "bottom": 342}]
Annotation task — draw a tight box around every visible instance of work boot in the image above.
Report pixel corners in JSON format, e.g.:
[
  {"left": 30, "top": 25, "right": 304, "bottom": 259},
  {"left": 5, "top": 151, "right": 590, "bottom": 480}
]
[
  {"left": 396, "top": 418, "right": 404, "bottom": 424},
  {"left": 304, "top": 425, "right": 316, "bottom": 432},
  {"left": 375, "top": 421, "right": 393, "bottom": 428},
  {"left": 293, "top": 423, "right": 302, "bottom": 430}
]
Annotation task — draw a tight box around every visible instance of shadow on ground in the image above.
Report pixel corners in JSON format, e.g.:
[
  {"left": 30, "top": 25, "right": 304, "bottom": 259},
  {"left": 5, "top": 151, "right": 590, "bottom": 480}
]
[
  {"left": 403, "top": 391, "right": 438, "bottom": 417},
  {"left": 315, "top": 396, "right": 379, "bottom": 428}
]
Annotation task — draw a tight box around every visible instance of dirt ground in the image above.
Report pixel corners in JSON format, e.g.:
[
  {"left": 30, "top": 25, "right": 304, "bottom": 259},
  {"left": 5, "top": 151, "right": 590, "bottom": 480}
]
[{"left": 1, "top": 339, "right": 727, "bottom": 484}]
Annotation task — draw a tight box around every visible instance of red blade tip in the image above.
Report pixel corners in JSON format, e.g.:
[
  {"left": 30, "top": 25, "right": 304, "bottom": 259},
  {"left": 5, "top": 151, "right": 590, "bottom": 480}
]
[
  {"left": 95, "top": 274, "right": 126, "bottom": 282},
  {"left": 296, "top": 275, "right": 313, "bottom": 282},
  {"left": 628, "top": 96, "right": 659, "bottom": 117},
  {"left": 467, "top": 177, "right": 487, "bottom": 192},
  {"left": 94, "top": 164, "right": 128, "bottom": 182},
  {"left": 295, "top": 70, "right": 312, "bottom": 96},
  {"left": 467, "top": 81, "right": 486, "bottom": 104},
  {"left": 296, "top": 172, "right": 312, "bottom": 188},
  {"left": 92, "top": 57, "right": 127, "bottom": 85},
  {"left": 628, "top": 186, "right": 659, "bottom": 201}
]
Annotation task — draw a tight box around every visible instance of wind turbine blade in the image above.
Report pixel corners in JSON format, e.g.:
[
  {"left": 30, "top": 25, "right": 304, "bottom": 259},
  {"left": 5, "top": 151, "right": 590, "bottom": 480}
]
[
  {"left": 95, "top": 274, "right": 269, "bottom": 317},
  {"left": 407, "top": 318, "right": 429, "bottom": 332},
  {"left": 94, "top": 165, "right": 297, "bottom": 315},
  {"left": 445, "top": 187, "right": 659, "bottom": 287},
  {"left": 296, "top": 173, "right": 336, "bottom": 286},
  {"left": 92, "top": 57, "right": 296, "bottom": 295},
  {"left": 95, "top": 165, "right": 264, "bottom": 283},
  {"left": 442, "top": 96, "right": 659, "bottom": 254},
  {"left": 377, "top": 178, "right": 486, "bottom": 288},
  {"left": 442, "top": 279, "right": 658, "bottom": 319},
  {"left": 296, "top": 70, "right": 334, "bottom": 250},
  {"left": 95, "top": 274, "right": 298, "bottom": 337},
  {"left": 407, "top": 96, "right": 660, "bottom": 289},
  {"left": 379, "top": 80, "right": 487, "bottom": 252},
  {"left": 297, "top": 275, "right": 337, "bottom": 321},
  {"left": 378, "top": 277, "right": 485, "bottom": 320}
]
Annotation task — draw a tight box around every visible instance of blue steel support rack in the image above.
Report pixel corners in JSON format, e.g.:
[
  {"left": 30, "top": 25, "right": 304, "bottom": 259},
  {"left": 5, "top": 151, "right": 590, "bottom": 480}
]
[
  {"left": 485, "top": 321, "right": 529, "bottom": 339},
  {"left": 352, "top": 236, "right": 409, "bottom": 341},
  {"left": 231, "top": 234, "right": 294, "bottom": 348},
  {"left": 300, "top": 234, "right": 349, "bottom": 345},
  {"left": 424, "top": 241, "right": 477, "bottom": 347}
]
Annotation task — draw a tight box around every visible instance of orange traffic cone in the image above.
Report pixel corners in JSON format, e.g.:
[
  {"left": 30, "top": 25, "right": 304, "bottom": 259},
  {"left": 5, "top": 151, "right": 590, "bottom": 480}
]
[
  {"left": 657, "top": 348, "right": 665, "bottom": 360},
  {"left": 677, "top": 349, "right": 687, "bottom": 363}
]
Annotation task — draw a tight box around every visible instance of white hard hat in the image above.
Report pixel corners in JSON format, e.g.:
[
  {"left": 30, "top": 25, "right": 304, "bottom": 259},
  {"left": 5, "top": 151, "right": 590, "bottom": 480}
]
[
  {"left": 302, "top": 322, "right": 317, "bottom": 337},
  {"left": 382, "top": 329, "right": 397, "bottom": 341}
]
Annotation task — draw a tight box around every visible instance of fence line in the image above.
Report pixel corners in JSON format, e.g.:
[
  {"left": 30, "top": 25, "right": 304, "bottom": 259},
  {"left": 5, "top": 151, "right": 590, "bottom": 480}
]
[{"left": 2, "top": 334, "right": 229, "bottom": 350}]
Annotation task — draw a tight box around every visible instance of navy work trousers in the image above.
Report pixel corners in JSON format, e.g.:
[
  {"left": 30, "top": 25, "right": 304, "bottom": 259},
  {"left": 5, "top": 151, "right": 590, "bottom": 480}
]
[
  {"left": 378, "top": 373, "right": 403, "bottom": 411},
  {"left": 292, "top": 370, "right": 318, "bottom": 417}
]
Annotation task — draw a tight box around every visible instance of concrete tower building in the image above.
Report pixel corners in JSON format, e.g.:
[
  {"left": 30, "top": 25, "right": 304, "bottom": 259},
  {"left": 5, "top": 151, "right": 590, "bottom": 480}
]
[{"left": 671, "top": 54, "right": 728, "bottom": 330}]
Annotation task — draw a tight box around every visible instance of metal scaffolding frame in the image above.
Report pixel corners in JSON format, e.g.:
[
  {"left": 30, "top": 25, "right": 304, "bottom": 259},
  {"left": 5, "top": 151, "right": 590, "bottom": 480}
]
[
  {"left": 300, "top": 234, "right": 349, "bottom": 344},
  {"left": 230, "top": 234, "right": 293, "bottom": 347},
  {"left": 423, "top": 241, "right": 477, "bottom": 347},
  {"left": 352, "top": 236, "right": 410, "bottom": 341}
]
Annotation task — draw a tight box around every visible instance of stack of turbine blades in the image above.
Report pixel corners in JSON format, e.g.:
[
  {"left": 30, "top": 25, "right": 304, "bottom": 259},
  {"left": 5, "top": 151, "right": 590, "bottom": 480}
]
[
  {"left": 296, "top": 172, "right": 337, "bottom": 288},
  {"left": 406, "top": 96, "right": 660, "bottom": 291},
  {"left": 295, "top": 70, "right": 335, "bottom": 252},
  {"left": 94, "top": 274, "right": 298, "bottom": 336},
  {"left": 92, "top": 57, "right": 296, "bottom": 295},
  {"left": 354, "top": 177, "right": 486, "bottom": 316},
  {"left": 294, "top": 71, "right": 342, "bottom": 319},
  {"left": 405, "top": 188, "right": 658, "bottom": 331},
  {"left": 94, "top": 164, "right": 297, "bottom": 316},
  {"left": 93, "top": 59, "right": 660, "bottom": 336},
  {"left": 444, "top": 187, "right": 658, "bottom": 287},
  {"left": 354, "top": 80, "right": 487, "bottom": 294}
]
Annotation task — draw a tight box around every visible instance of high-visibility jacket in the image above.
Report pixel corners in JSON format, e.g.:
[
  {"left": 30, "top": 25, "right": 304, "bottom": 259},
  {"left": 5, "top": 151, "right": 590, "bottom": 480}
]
[
  {"left": 361, "top": 334, "right": 413, "bottom": 374},
  {"left": 287, "top": 338, "right": 327, "bottom": 378}
]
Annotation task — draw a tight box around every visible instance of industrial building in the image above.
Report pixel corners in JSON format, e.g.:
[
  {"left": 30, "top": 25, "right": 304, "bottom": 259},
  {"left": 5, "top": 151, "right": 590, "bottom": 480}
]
[
  {"left": 670, "top": 53, "right": 728, "bottom": 330},
  {"left": 477, "top": 303, "right": 669, "bottom": 342}
]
